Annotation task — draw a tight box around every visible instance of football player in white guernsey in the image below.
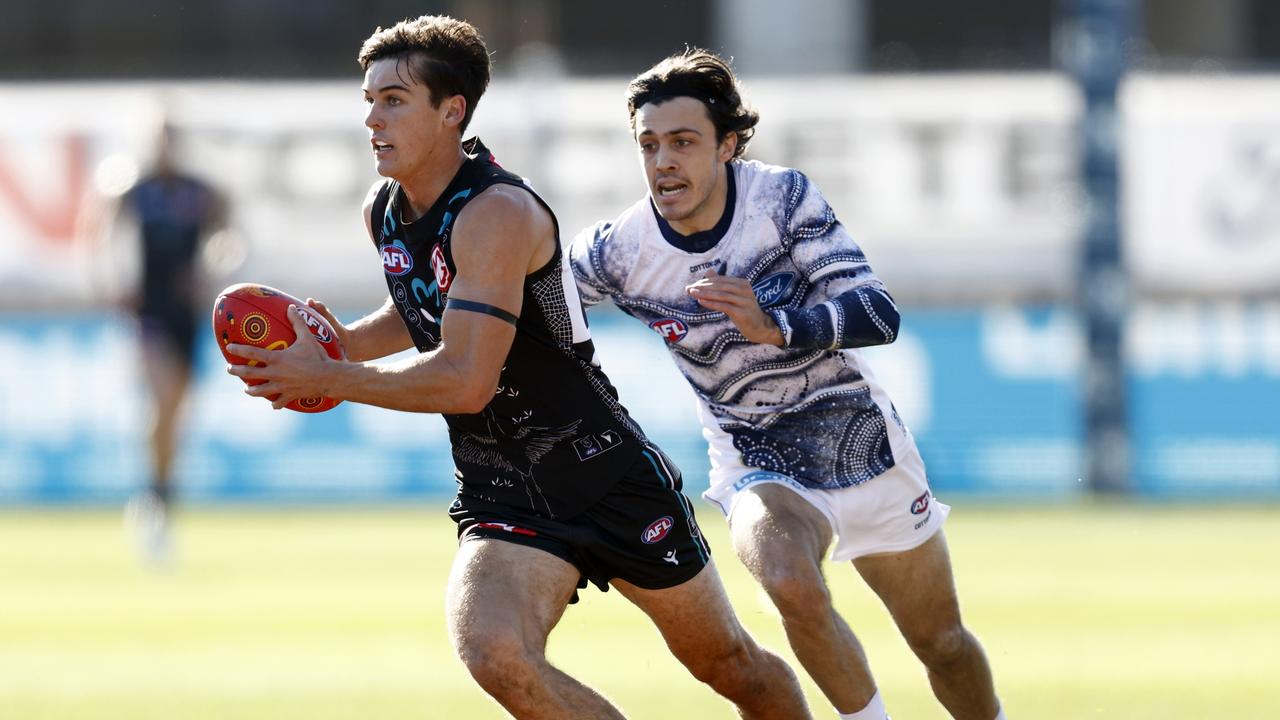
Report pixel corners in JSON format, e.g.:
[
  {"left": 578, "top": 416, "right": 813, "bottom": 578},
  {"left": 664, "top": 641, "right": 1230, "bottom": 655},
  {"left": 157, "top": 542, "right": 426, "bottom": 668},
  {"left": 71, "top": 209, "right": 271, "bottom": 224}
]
[{"left": 570, "top": 50, "right": 1007, "bottom": 720}]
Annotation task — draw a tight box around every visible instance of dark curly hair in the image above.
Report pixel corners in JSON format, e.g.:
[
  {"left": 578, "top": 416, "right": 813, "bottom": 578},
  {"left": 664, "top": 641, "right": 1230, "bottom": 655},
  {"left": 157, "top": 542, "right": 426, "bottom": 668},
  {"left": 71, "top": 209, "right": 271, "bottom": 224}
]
[
  {"left": 358, "top": 15, "right": 491, "bottom": 134},
  {"left": 625, "top": 49, "right": 759, "bottom": 160}
]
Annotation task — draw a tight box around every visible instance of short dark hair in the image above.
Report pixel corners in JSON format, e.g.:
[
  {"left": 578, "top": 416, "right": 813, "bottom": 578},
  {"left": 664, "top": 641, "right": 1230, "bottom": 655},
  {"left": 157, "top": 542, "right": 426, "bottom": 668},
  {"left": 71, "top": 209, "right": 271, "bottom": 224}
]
[
  {"left": 358, "top": 15, "right": 491, "bottom": 134},
  {"left": 625, "top": 49, "right": 759, "bottom": 160}
]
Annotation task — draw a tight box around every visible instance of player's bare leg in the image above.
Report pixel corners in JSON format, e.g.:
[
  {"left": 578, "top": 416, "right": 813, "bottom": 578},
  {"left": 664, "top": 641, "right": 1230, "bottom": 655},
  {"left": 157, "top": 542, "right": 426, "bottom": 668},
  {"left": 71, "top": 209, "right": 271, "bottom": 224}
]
[
  {"left": 854, "top": 531, "right": 1002, "bottom": 720},
  {"left": 143, "top": 337, "right": 190, "bottom": 504},
  {"left": 445, "top": 538, "right": 625, "bottom": 720},
  {"left": 127, "top": 336, "right": 189, "bottom": 565},
  {"left": 729, "top": 483, "right": 880, "bottom": 715},
  {"left": 612, "top": 560, "right": 813, "bottom": 720}
]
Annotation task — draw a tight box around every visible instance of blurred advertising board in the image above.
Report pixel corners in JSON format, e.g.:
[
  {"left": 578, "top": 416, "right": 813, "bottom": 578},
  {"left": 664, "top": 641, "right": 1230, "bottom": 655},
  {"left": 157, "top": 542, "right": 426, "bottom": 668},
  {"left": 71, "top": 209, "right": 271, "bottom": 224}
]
[
  {"left": 1, "top": 304, "right": 1276, "bottom": 504},
  {"left": 1124, "top": 77, "right": 1280, "bottom": 296},
  {"left": 2, "top": 74, "right": 1276, "bottom": 311}
]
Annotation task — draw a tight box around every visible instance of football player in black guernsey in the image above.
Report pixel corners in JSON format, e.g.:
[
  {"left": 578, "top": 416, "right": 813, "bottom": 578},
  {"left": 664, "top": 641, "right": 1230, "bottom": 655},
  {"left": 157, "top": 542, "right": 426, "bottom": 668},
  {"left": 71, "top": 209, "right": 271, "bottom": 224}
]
[{"left": 227, "top": 15, "right": 811, "bottom": 720}]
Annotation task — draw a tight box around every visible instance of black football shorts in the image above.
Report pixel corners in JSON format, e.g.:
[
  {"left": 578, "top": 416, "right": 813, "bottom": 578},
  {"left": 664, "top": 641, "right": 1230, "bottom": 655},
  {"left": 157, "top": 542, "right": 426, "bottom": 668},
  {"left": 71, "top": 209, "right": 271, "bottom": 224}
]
[{"left": 450, "top": 443, "right": 711, "bottom": 599}]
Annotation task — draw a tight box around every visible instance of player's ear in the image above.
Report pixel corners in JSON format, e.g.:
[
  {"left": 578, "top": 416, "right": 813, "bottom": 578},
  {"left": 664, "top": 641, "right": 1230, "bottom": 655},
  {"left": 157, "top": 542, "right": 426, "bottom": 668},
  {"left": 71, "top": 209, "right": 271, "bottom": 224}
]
[
  {"left": 443, "top": 95, "right": 466, "bottom": 129},
  {"left": 717, "top": 131, "right": 737, "bottom": 163}
]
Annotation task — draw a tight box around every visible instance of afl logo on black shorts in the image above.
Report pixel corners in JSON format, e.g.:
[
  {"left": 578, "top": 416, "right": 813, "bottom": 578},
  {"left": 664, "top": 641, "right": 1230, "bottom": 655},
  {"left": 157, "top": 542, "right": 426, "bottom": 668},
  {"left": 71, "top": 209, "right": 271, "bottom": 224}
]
[{"left": 642, "top": 516, "right": 674, "bottom": 544}]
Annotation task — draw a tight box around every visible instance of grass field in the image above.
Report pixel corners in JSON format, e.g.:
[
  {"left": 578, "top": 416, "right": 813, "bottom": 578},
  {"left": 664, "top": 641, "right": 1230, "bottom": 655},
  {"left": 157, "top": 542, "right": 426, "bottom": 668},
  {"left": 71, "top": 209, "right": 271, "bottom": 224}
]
[{"left": 2, "top": 503, "right": 1278, "bottom": 719}]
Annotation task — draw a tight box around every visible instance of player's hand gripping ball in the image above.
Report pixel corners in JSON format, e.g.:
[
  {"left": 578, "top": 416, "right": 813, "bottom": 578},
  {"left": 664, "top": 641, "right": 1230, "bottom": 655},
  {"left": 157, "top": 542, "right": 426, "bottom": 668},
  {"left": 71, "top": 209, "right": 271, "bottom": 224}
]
[{"left": 212, "top": 283, "right": 345, "bottom": 412}]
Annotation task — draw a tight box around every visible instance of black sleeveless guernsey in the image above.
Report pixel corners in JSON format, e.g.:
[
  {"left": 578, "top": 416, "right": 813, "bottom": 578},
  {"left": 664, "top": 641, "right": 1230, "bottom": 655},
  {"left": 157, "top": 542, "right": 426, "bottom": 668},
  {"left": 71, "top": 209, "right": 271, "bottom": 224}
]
[{"left": 370, "top": 138, "right": 649, "bottom": 519}]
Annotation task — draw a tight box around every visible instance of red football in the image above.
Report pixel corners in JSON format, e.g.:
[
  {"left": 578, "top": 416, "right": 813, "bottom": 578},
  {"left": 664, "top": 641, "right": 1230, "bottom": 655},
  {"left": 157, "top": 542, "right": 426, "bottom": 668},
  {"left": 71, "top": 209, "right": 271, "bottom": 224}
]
[{"left": 212, "top": 283, "right": 345, "bottom": 413}]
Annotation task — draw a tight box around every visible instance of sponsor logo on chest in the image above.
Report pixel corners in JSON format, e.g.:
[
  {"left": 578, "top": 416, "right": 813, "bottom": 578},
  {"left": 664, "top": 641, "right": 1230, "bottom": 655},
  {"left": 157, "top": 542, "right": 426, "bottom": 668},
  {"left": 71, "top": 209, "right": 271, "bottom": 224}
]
[
  {"left": 752, "top": 272, "right": 796, "bottom": 308},
  {"left": 430, "top": 244, "right": 452, "bottom": 292}
]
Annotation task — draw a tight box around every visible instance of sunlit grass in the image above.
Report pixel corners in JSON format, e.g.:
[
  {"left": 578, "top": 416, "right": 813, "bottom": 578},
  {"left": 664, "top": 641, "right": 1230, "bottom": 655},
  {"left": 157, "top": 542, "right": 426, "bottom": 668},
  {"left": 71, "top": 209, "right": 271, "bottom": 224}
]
[{"left": 1, "top": 504, "right": 1278, "bottom": 718}]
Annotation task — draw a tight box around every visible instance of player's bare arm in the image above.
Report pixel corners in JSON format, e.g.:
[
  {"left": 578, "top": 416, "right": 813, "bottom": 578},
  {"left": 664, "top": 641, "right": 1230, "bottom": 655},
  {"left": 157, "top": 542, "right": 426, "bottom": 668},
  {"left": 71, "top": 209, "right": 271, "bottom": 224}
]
[
  {"left": 306, "top": 296, "right": 412, "bottom": 363},
  {"left": 228, "top": 185, "right": 551, "bottom": 413},
  {"left": 686, "top": 269, "right": 784, "bottom": 347}
]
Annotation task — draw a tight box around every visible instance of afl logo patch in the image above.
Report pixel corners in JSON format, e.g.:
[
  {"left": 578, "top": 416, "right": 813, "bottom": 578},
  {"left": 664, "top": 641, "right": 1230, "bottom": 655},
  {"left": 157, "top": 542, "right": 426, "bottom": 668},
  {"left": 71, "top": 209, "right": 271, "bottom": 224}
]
[
  {"left": 910, "top": 491, "right": 931, "bottom": 515},
  {"left": 300, "top": 308, "right": 332, "bottom": 343},
  {"left": 431, "top": 244, "right": 452, "bottom": 292},
  {"left": 649, "top": 318, "right": 688, "bottom": 343},
  {"left": 641, "top": 516, "right": 674, "bottom": 545},
  {"left": 381, "top": 245, "right": 413, "bottom": 276}
]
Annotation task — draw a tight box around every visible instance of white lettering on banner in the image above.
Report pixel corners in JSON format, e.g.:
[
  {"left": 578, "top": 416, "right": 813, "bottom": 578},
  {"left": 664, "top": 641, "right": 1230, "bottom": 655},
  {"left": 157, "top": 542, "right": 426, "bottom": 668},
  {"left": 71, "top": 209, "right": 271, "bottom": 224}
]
[
  {"left": 0, "top": 325, "right": 138, "bottom": 444},
  {"left": 970, "top": 440, "right": 1084, "bottom": 493},
  {"left": 981, "top": 307, "right": 1083, "bottom": 380},
  {"left": 979, "top": 303, "right": 1280, "bottom": 381},
  {"left": 1153, "top": 439, "right": 1280, "bottom": 488},
  {"left": 1129, "top": 303, "right": 1280, "bottom": 378}
]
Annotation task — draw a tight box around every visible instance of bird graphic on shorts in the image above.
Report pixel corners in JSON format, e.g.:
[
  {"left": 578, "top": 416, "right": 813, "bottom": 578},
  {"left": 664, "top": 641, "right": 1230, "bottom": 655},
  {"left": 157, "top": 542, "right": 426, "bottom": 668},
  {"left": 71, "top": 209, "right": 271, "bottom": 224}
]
[{"left": 454, "top": 407, "right": 583, "bottom": 517}]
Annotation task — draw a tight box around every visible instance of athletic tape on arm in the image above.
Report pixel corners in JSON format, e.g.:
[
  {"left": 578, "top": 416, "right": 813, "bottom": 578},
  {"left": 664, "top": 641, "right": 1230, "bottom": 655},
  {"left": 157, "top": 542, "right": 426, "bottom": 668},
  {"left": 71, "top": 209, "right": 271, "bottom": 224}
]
[{"left": 445, "top": 298, "right": 519, "bottom": 326}]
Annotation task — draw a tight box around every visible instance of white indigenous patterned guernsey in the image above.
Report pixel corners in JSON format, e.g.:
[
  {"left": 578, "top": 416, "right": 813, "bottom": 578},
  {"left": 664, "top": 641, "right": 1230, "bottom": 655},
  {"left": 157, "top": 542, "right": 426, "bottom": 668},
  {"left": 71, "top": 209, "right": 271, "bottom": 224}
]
[{"left": 570, "top": 159, "right": 915, "bottom": 492}]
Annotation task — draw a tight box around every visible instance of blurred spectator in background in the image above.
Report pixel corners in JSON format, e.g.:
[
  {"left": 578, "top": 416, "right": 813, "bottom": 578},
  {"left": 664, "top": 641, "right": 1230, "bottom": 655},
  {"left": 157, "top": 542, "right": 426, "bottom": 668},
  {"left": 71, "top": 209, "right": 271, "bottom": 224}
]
[{"left": 81, "top": 110, "right": 240, "bottom": 566}]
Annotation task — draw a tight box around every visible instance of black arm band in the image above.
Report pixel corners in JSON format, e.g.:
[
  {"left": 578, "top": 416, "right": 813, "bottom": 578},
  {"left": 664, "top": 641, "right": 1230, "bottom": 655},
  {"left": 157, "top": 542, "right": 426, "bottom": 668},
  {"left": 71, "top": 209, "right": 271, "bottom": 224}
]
[{"left": 445, "top": 298, "right": 519, "bottom": 326}]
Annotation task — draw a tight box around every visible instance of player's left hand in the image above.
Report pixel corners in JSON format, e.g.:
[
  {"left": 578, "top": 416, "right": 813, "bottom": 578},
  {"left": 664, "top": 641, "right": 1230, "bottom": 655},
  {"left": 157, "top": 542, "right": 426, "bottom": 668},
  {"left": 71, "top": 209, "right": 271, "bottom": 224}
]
[
  {"left": 686, "top": 269, "right": 784, "bottom": 347},
  {"left": 226, "top": 305, "right": 340, "bottom": 409}
]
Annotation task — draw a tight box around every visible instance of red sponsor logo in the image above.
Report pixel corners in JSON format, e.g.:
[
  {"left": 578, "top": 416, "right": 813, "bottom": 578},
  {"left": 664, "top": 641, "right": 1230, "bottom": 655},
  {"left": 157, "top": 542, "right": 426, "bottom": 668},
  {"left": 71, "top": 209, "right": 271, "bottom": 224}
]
[
  {"left": 381, "top": 245, "right": 413, "bottom": 276},
  {"left": 910, "top": 491, "right": 931, "bottom": 515},
  {"left": 431, "top": 244, "right": 452, "bottom": 291},
  {"left": 642, "top": 516, "right": 674, "bottom": 545},
  {"left": 649, "top": 318, "right": 688, "bottom": 343},
  {"left": 473, "top": 521, "right": 537, "bottom": 537}
]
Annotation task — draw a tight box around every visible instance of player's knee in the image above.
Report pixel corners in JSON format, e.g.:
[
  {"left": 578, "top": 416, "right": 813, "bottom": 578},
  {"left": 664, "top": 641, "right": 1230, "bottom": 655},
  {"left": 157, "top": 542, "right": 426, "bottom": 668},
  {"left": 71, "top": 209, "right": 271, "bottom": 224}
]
[
  {"left": 685, "top": 638, "right": 746, "bottom": 685},
  {"left": 905, "top": 620, "right": 969, "bottom": 669},
  {"left": 760, "top": 565, "right": 830, "bottom": 621},
  {"left": 454, "top": 629, "right": 541, "bottom": 695},
  {"left": 686, "top": 638, "right": 772, "bottom": 697}
]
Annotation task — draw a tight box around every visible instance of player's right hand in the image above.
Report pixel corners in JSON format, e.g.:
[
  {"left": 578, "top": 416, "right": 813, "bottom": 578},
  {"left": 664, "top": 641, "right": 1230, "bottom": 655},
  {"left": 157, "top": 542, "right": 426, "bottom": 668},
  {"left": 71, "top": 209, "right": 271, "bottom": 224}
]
[{"left": 686, "top": 270, "right": 785, "bottom": 347}]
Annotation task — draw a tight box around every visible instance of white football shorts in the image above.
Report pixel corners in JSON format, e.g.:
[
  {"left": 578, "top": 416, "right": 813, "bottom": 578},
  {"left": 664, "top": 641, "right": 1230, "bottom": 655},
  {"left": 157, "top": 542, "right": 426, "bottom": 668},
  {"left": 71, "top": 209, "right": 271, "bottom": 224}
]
[{"left": 701, "top": 434, "right": 949, "bottom": 562}]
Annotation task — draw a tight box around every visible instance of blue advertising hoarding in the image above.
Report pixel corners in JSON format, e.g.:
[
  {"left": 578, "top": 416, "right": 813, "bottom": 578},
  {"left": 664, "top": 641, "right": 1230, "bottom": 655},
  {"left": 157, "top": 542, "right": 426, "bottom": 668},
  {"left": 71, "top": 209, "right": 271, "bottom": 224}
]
[{"left": 1, "top": 303, "right": 1276, "bottom": 504}]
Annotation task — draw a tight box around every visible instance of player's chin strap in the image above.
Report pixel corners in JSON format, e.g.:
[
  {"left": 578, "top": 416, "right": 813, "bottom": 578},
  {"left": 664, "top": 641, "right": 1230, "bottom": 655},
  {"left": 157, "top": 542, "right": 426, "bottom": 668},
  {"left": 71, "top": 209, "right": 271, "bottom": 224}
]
[{"left": 445, "top": 297, "right": 519, "bottom": 326}]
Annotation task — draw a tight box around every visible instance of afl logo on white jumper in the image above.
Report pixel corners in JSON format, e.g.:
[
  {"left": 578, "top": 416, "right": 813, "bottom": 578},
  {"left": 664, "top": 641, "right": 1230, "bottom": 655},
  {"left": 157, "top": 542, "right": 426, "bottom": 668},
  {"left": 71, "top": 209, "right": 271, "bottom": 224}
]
[{"left": 649, "top": 318, "right": 688, "bottom": 343}]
